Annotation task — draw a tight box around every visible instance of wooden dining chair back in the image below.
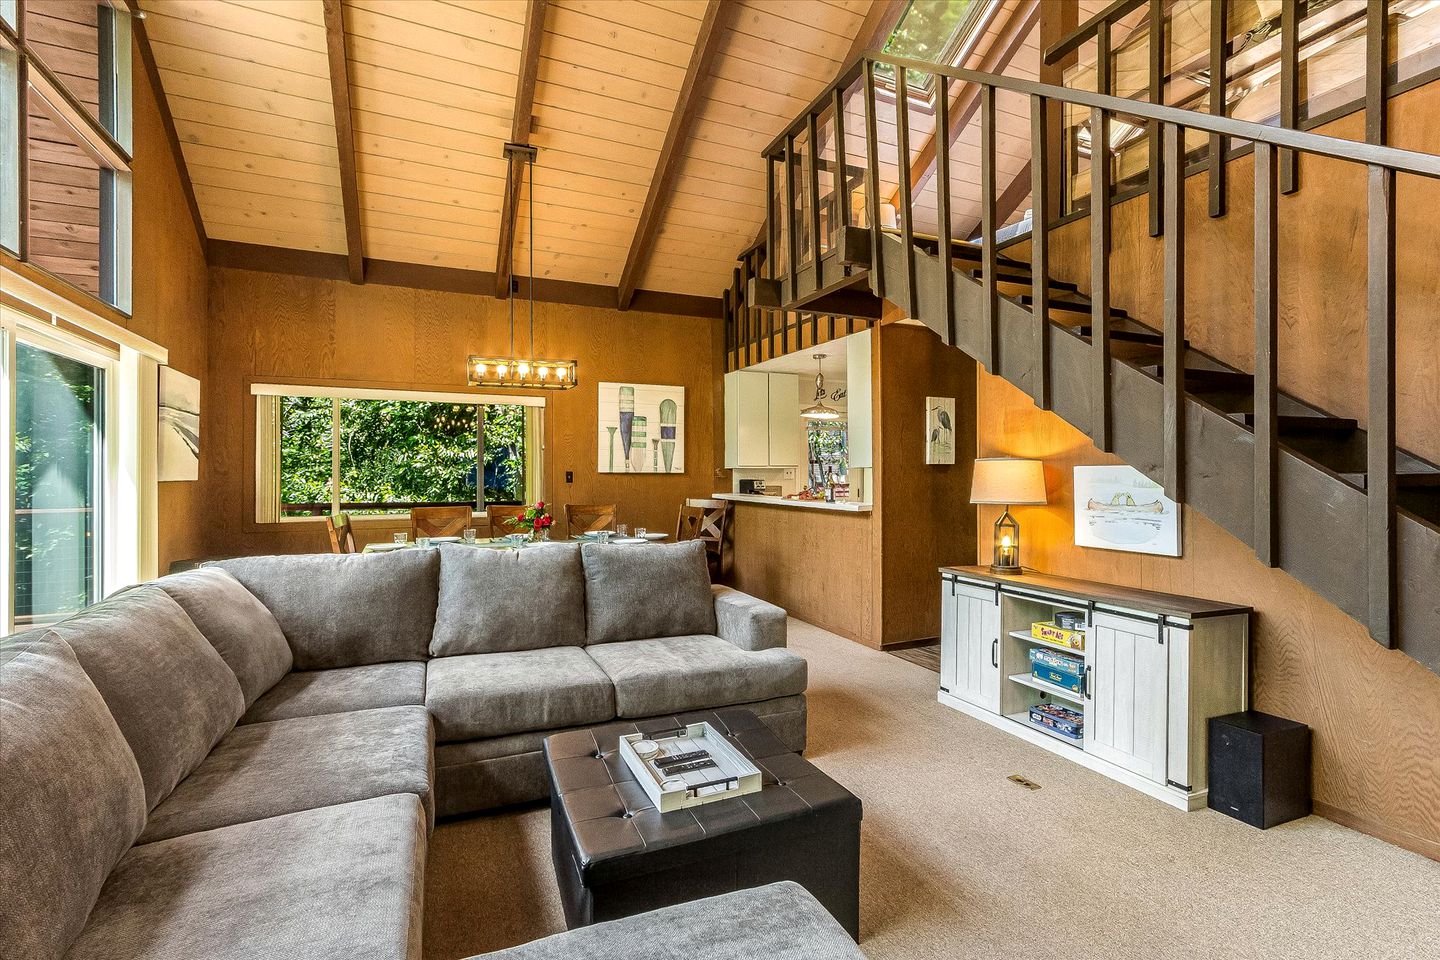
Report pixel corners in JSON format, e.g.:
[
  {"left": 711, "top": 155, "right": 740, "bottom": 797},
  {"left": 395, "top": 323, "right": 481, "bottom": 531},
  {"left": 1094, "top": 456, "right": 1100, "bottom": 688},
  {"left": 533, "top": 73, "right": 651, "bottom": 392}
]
[
  {"left": 485, "top": 505, "right": 529, "bottom": 538},
  {"left": 565, "top": 503, "right": 616, "bottom": 536},
  {"left": 410, "top": 505, "right": 473, "bottom": 540},
  {"left": 325, "top": 513, "right": 357, "bottom": 554},
  {"left": 676, "top": 498, "right": 729, "bottom": 580}
]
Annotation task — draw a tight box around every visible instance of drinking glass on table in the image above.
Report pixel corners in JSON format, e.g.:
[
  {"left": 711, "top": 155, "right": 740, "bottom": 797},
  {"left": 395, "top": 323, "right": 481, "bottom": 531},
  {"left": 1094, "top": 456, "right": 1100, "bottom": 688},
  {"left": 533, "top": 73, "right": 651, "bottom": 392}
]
[
  {"left": 416, "top": 537, "right": 432, "bottom": 549},
  {"left": 635, "top": 527, "right": 647, "bottom": 539},
  {"left": 597, "top": 530, "right": 612, "bottom": 544},
  {"left": 462, "top": 528, "right": 477, "bottom": 543},
  {"left": 616, "top": 523, "right": 628, "bottom": 538},
  {"left": 393, "top": 533, "right": 408, "bottom": 546}
]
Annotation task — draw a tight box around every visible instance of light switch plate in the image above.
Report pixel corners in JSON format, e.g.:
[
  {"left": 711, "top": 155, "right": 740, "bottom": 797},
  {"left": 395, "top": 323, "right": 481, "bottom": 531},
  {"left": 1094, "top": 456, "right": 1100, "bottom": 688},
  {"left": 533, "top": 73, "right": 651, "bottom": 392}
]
[{"left": 782, "top": 468, "right": 795, "bottom": 479}]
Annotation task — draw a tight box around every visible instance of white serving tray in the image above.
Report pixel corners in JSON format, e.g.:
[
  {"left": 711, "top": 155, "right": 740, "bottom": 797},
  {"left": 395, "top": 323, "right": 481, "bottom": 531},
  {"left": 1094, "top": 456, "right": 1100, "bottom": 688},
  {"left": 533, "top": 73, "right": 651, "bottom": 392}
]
[{"left": 618, "top": 722, "right": 763, "bottom": 813}]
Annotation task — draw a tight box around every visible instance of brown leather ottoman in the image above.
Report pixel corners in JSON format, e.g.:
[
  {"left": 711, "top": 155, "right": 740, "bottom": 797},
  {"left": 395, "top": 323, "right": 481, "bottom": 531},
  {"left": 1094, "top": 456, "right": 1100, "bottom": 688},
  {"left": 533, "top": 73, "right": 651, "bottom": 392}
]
[{"left": 544, "top": 708, "right": 862, "bottom": 940}]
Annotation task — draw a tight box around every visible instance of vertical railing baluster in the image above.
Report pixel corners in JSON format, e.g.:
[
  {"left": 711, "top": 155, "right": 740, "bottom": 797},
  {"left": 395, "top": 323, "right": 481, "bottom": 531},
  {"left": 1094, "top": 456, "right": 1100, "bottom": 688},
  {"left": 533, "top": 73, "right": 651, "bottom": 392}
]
[
  {"left": 1090, "top": 106, "right": 1112, "bottom": 451},
  {"left": 895, "top": 64, "right": 917, "bottom": 312},
  {"left": 1162, "top": 123, "right": 1186, "bottom": 502},
  {"left": 980, "top": 84, "right": 998, "bottom": 372},
  {"left": 805, "top": 111, "right": 823, "bottom": 290},
  {"left": 1031, "top": 94, "right": 1051, "bottom": 411},
  {"left": 1367, "top": 162, "right": 1397, "bottom": 647},
  {"left": 832, "top": 86, "right": 848, "bottom": 237},
  {"left": 1147, "top": 0, "right": 1163, "bottom": 237},
  {"left": 1209, "top": 0, "right": 1228, "bottom": 217},
  {"left": 723, "top": 292, "right": 732, "bottom": 372},
  {"left": 1279, "top": 0, "right": 1298, "bottom": 193},
  {"left": 784, "top": 136, "right": 798, "bottom": 304},
  {"left": 1253, "top": 142, "right": 1279, "bottom": 567},
  {"left": 936, "top": 74, "right": 956, "bottom": 346},
  {"left": 863, "top": 60, "right": 885, "bottom": 298},
  {"left": 1367, "top": 0, "right": 1388, "bottom": 145},
  {"left": 765, "top": 156, "right": 776, "bottom": 289}
]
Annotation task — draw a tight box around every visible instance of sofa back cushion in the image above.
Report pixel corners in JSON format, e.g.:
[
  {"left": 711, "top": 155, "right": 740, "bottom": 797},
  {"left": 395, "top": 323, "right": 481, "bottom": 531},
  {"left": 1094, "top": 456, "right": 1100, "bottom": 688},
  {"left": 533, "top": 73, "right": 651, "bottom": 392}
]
[
  {"left": 581, "top": 540, "right": 717, "bottom": 644},
  {"left": 431, "top": 543, "right": 587, "bottom": 655},
  {"left": 0, "top": 631, "right": 148, "bottom": 960},
  {"left": 51, "top": 586, "right": 245, "bottom": 810},
  {"left": 155, "top": 567, "right": 293, "bottom": 708},
  {"left": 217, "top": 550, "right": 440, "bottom": 669}
]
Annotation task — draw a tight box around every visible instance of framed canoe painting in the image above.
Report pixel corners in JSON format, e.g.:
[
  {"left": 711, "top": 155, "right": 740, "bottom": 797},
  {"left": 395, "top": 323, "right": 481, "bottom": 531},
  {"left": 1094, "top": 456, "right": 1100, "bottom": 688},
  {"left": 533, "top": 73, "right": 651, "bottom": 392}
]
[
  {"left": 598, "top": 383, "right": 685, "bottom": 473},
  {"left": 1073, "top": 464, "right": 1181, "bottom": 557}
]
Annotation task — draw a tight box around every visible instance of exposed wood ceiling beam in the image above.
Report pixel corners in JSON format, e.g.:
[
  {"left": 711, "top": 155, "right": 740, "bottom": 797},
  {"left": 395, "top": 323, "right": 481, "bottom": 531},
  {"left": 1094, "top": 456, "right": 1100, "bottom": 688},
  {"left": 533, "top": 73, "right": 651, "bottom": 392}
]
[
  {"left": 496, "top": 0, "right": 548, "bottom": 300},
  {"left": 321, "top": 0, "right": 364, "bottom": 284},
  {"left": 898, "top": 0, "right": 1040, "bottom": 206},
  {"left": 616, "top": 0, "right": 726, "bottom": 311},
  {"left": 129, "top": 5, "right": 208, "bottom": 252}
]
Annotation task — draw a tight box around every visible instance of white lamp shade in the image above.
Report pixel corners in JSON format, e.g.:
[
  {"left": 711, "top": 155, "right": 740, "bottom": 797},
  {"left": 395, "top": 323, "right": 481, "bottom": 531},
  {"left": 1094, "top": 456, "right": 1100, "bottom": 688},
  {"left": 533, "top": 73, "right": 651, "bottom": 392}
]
[{"left": 970, "top": 458, "right": 1047, "bottom": 505}]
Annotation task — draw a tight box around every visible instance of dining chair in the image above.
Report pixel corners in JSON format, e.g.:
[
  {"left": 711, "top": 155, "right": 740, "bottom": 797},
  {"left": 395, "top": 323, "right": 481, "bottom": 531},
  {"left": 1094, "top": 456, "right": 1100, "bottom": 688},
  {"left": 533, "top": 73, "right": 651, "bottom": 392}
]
[
  {"left": 484, "top": 505, "right": 529, "bottom": 538},
  {"left": 676, "top": 498, "right": 729, "bottom": 581},
  {"left": 411, "top": 505, "right": 473, "bottom": 540},
  {"left": 565, "top": 503, "right": 617, "bottom": 537},
  {"left": 325, "top": 513, "right": 357, "bottom": 554}
]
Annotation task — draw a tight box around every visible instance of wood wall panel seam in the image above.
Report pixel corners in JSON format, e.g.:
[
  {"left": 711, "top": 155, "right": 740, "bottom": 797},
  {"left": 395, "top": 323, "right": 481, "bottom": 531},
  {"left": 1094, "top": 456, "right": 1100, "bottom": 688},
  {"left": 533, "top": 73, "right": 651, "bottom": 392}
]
[
  {"left": 617, "top": 0, "right": 725, "bottom": 311},
  {"left": 321, "top": 0, "right": 364, "bottom": 284}
]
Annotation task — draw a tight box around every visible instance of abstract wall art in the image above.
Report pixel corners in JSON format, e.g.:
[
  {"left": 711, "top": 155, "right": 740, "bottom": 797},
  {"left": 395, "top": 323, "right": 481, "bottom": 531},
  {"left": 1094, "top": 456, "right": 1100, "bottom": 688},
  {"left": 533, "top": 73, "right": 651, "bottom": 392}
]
[
  {"left": 1073, "top": 464, "right": 1181, "bottom": 557},
  {"left": 925, "top": 396, "right": 955, "bottom": 465},
  {"left": 598, "top": 382, "right": 685, "bottom": 473},
  {"left": 158, "top": 366, "right": 200, "bottom": 482}
]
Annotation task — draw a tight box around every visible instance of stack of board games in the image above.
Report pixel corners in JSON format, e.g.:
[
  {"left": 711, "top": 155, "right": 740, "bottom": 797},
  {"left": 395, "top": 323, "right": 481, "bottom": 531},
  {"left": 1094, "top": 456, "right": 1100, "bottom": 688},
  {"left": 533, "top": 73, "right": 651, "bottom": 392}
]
[
  {"left": 618, "top": 722, "right": 763, "bottom": 813},
  {"left": 1029, "top": 647, "right": 1085, "bottom": 692},
  {"left": 1030, "top": 617, "right": 1085, "bottom": 651},
  {"left": 1029, "top": 702, "right": 1084, "bottom": 741}
]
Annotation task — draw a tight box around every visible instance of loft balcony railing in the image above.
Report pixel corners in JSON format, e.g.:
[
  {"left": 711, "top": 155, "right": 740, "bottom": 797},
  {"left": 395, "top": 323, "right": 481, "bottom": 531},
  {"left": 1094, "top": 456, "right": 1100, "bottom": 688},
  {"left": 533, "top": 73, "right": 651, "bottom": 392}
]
[{"left": 726, "top": 13, "right": 1440, "bottom": 654}]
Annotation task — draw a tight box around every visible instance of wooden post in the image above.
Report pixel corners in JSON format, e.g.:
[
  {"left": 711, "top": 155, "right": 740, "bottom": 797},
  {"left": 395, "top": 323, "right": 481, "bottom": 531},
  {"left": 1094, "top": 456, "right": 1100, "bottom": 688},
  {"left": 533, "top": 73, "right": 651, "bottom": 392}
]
[
  {"left": 1367, "top": 162, "right": 1397, "bottom": 646},
  {"left": 980, "top": 85, "right": 998, "bottom": 372},
  {"left": 1253, "top": 142, "right": 1278, "bottom": 567},
  {"left": 1367, "top": 0, "right": 1388, "bottom": 145},
  {"left": 1147, "top": 0, "right": 1163, "bottom": 236},
  {"left": 1090, "top": 106, "right": 1112, "bottom": 451},
  {"left": 1279, "top": 0, "right": 1298, "bottom": 193},
  {"left": 1030, "top": 94, "right": 1052, "bottom": 410},
  {"left": 832, "top": 86, "right": 848, "bottom": 234},
  {"left": 895, "top": 65, "right": 917, "bottom": 311},
  {"left": 863, "top": 60, "right": 885, "bottom": 297},
  {"left": 1209, "top": 0, "right": 1228, "bottom": 217},
  {"left": 936, "top": 75, "right": 956, "bottom": 346},
  {"left": 1162, "top": 122, "right": 1186, "bottom": 502},
  {"left": 805, "top": 111, "right": 823, "bottom": 289},
  {"left": 784, "top": 137, "right": 798, "bottom": 304}
]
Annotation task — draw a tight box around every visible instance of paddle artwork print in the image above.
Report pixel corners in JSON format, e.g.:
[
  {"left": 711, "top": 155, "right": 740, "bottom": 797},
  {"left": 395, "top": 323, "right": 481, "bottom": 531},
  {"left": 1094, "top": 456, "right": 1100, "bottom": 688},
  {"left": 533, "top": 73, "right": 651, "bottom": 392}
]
[{"left": 598, "top": 383, "right": 685, "bottom": 473}]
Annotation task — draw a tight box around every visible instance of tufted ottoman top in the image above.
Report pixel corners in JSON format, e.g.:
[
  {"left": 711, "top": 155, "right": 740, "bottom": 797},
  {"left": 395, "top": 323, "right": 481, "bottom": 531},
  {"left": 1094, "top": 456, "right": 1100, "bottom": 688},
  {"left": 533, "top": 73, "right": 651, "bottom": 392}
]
[{"left": 544, "top": 709, "right": 862, "bottom": 887}]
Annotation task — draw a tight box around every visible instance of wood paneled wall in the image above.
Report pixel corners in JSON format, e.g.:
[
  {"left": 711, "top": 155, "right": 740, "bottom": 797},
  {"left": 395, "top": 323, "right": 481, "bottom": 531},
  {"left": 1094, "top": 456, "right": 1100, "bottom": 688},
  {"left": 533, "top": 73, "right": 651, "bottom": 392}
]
[
  {"left": 873, "top": 322, "right": 977, "bottom": 647},
  {"left": 125, "top": 30, "right": 210, "bottom": 574},
  {"left": 203, "top": 267, "right": 723, "bottom": 557},
  {"left": 978, "top": 370, "right": 1440, "bottom": 860}
]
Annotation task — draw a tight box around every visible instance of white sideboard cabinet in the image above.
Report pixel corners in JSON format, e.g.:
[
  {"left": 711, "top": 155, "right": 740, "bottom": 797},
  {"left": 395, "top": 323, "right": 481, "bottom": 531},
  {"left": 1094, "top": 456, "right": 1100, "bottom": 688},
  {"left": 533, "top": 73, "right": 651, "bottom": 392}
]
[{"left": 938, "top": 566, "right": 1251, "bottom": 811}]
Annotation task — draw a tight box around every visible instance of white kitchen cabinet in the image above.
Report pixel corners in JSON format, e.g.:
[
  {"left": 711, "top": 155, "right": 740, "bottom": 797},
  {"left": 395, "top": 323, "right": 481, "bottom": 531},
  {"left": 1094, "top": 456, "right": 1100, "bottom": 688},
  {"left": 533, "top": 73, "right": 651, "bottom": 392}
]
[
  {"left": 939, "top": 575, "right": 1001, "bottom": 713},
  {"left": 1084, "top": 611, "right": 1169, "bottom": 784},
  {"left": 936, "top": 566, "right": 1249, "bottom": 811},
  {"left": 723, "top": 370, "right": 798, "bottom": 469}
]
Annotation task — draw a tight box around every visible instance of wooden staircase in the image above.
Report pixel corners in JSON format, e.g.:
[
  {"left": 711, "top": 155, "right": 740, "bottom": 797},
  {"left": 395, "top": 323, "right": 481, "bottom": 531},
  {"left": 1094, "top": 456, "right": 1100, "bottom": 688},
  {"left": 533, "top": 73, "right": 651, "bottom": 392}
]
[{"left": 728, "top": 50, "right": 1440, "bottom": 677}]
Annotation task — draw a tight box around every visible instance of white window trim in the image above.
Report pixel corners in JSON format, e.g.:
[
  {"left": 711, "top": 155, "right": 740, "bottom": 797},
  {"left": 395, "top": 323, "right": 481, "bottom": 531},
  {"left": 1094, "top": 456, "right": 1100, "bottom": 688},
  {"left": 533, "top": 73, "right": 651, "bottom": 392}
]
[{"left": 253, "top": 383, "right": 547, "bottom": 526}]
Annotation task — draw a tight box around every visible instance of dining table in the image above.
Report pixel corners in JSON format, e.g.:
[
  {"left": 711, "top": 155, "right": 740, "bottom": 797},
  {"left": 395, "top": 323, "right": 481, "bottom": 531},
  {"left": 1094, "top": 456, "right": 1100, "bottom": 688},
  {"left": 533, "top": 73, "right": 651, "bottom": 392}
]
[{"left": 361, "top": 532, "right": 668, "bottom": 554}]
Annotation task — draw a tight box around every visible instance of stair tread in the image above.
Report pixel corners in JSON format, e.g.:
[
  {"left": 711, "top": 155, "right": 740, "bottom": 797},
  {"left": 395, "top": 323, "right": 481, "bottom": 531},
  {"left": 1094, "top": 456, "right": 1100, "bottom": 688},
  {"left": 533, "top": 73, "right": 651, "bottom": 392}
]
[
  {"left": 963, "top": 268, "right": 1080, "bottom": 292},
  {"left": 1018, "top": 294, "right": 1129, "bottom": 317}
]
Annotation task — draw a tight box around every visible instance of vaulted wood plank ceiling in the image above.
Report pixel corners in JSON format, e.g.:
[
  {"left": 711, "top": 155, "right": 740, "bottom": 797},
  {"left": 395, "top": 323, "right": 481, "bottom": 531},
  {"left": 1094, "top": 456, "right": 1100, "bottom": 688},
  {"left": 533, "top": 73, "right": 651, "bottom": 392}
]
[{"left": 135, "top": 0, "right": 1041, "bottom": 304}]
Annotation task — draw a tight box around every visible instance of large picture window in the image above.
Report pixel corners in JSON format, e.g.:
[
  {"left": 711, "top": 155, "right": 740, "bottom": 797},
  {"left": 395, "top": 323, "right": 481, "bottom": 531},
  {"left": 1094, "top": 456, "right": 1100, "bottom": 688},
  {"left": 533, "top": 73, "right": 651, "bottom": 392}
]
[{"left": 255, "top": 386, "right": 544, "bottom": 523}]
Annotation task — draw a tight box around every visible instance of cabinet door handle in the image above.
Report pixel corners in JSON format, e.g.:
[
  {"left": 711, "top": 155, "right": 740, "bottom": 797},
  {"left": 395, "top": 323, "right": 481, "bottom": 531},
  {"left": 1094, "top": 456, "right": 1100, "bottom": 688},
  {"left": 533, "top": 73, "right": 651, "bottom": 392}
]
[
  {"left": 991, "top": 638, "right": 999, "bottom": 669},
  {"left": 1084, "top": 665, "right": 1093, "bottom": 700}
]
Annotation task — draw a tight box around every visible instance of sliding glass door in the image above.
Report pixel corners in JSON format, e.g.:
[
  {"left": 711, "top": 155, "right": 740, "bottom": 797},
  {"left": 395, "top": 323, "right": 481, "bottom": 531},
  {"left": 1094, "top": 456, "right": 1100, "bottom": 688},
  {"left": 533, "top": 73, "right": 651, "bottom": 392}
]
[{"left": 3, "top": 326, "right": 110, "bottom": 632}]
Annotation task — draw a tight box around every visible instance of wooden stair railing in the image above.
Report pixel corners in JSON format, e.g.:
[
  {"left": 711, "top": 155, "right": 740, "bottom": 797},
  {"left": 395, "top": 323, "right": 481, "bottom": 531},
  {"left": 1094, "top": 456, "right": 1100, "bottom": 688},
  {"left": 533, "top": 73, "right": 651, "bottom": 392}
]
[{"left": 727, "top": 45, "right": 1440, "bottom": 675}]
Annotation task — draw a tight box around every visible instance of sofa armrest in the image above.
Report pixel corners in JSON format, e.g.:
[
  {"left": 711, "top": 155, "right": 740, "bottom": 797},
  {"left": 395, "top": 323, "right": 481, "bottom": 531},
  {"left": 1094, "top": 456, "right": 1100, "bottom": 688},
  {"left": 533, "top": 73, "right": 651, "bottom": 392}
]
[{"left": 712, "top": 585, "right": 787, "bottom": 651}]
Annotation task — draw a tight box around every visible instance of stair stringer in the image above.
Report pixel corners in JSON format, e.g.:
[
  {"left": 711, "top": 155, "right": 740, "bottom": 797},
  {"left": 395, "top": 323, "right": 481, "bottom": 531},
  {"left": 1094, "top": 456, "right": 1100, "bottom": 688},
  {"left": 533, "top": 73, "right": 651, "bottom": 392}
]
[{"left": 868, "top": 230, "right": 1440, "bottom": 675}]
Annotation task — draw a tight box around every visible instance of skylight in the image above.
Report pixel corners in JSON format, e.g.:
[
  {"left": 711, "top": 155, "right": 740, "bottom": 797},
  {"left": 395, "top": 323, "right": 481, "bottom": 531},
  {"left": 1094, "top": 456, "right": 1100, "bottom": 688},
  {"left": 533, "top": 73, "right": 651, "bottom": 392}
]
[{"left": 880, "top": 0, "right": 987, "bottom": 95}]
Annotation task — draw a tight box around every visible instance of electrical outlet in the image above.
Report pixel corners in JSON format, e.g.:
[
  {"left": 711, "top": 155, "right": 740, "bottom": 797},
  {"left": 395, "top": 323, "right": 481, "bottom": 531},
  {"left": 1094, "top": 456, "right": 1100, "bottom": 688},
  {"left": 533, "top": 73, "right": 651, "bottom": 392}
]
[
  {"left": 782, "top": 468, "right": 795, "bottom": 480},
  {"left": 565, "top": 471, "right": 573, "bottom": 483}
]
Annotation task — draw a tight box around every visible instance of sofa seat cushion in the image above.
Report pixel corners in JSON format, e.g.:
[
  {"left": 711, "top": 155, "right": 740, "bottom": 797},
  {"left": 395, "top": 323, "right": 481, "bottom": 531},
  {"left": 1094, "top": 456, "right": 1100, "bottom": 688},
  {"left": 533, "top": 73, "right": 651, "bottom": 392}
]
[
  {"left": 68, "top": 793, "right": 426, "bottom": 960},
  {"left": 426, "top": 647, "right": 615, "bottom": 742},
  {"left": 154, "top": 567, "right": 293, "bottom": 709},
  {"left": 240, "top": 662, "right": 427, "bottom": 724},
  {"left": 216, "top": 550, "right": 440, "bottom": 669},
  {"left": 432, "top": 542, "right": 587, "bottom": 655},
  {"left": 1, "top": 632, "right": 148, "bottom": 960},
  {"left": 50, "top": 586, "right": 245, "bottom": 811},
  {"left": 474, "top": 881, "right": 864, "bottom": 960},
  {"left": 586, "top": 635, "right": 807, "bottom": 719},
  {"left": 581, "top": 541, "right": 716, "bottom": 644},
  {"left": 138, "top": 705, "right": 434, "bottom": 844}
]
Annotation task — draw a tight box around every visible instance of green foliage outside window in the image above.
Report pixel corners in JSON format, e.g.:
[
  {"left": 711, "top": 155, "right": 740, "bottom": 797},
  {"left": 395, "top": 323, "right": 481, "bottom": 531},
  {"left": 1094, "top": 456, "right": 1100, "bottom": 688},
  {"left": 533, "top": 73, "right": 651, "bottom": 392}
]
[
  {"left": 880, "top": 0, "right": 978, "bottom": 89},
  {"left": 279, "top": 397, "right": 530, "bottom": 515}
]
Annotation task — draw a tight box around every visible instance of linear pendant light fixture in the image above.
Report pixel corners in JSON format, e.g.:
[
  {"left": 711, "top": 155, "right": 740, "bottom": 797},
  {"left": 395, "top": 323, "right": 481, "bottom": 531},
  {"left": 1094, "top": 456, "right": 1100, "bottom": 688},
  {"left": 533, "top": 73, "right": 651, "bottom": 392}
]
[{"left": 469, "top": 143, "right": 578, "bottom": 390}]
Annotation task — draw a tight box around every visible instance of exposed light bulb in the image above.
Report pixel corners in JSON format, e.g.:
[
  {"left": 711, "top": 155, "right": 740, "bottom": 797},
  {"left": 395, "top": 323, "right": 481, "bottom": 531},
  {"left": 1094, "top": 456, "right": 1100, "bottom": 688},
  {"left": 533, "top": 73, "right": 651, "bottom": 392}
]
[
  {"left": 518, "top": 361, "right": 531, "bottom": 376},
  {"left": 497, "top": 362, "right": 508, "bottom": 377},
  {"left": 1001, "top": 534, "right": 1013, "bottom": 548},
  {"left": 538, "top": 365, "right": 550, "bottom": 379},
  {"left": 475, "top": 362, "right": 486, "bottom": 376}
]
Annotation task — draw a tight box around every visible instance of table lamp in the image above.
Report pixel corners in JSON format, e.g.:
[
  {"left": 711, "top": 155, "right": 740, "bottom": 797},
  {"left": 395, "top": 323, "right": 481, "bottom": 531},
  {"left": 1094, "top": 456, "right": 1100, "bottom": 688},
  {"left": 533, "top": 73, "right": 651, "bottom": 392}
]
[{"left": 969, "top": 458, "right": 1047, "bottom": 574}]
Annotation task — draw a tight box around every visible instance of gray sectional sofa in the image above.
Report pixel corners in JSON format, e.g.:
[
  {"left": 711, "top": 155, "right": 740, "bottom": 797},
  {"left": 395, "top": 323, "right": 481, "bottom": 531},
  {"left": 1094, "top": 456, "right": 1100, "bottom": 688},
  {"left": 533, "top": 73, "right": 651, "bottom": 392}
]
[{"left": 0, "top": 540, "right": 859, "bottom": 960}]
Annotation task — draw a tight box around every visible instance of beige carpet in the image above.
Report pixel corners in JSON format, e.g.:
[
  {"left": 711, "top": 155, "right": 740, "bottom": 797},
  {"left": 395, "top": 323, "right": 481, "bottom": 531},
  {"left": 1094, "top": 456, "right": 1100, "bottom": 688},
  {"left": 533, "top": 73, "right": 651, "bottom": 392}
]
[{"left": 425, "top": 619, "right": 1440, "bottom": 960}]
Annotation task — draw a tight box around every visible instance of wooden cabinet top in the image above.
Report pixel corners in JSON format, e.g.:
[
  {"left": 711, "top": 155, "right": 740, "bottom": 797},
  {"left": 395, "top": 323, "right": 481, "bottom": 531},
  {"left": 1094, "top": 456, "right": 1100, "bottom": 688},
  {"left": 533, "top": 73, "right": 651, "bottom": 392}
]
[{"left": 941, "top": 566, "right": 1253, "bottom": 620}]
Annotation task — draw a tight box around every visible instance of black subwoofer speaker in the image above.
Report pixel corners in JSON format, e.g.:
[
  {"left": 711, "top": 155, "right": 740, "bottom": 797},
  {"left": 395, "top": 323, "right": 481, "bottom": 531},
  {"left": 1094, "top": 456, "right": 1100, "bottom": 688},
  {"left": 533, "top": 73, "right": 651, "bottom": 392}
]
[{"left": 1208, "top": 711, "right": 1311, "bottom": 829}]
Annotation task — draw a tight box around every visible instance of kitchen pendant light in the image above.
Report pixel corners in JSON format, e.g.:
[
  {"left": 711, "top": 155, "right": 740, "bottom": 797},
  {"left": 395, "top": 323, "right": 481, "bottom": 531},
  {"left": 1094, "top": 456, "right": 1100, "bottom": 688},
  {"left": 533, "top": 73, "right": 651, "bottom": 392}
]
[
  {"left": 468, "top": 143, "right": 578, "bottom": 390},
  {"left": 801, "top": 353, "right": 841, "bottom": 421}
]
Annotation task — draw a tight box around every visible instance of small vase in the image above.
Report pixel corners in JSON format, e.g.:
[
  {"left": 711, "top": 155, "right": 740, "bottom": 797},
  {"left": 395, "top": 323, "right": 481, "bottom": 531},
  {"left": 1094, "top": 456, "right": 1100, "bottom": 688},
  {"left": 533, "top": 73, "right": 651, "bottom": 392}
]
[{"left": 530, "top": 529, "right": 549, "bottom": 543}]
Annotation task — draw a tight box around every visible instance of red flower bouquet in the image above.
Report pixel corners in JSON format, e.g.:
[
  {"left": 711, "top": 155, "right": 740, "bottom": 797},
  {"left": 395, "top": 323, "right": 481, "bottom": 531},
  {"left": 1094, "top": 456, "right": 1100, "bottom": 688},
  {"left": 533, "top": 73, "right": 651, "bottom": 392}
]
[{"left": 507, "top": 502, "right": 554, "bottom": 540}]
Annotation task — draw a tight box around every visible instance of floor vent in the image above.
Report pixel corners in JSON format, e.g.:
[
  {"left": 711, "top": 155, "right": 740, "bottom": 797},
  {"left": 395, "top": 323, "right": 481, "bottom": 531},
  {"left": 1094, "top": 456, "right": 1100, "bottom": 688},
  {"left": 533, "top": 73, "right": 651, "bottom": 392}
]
[{"left": 1007, "top": 774, "right": 1041, "bottom": 791}]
